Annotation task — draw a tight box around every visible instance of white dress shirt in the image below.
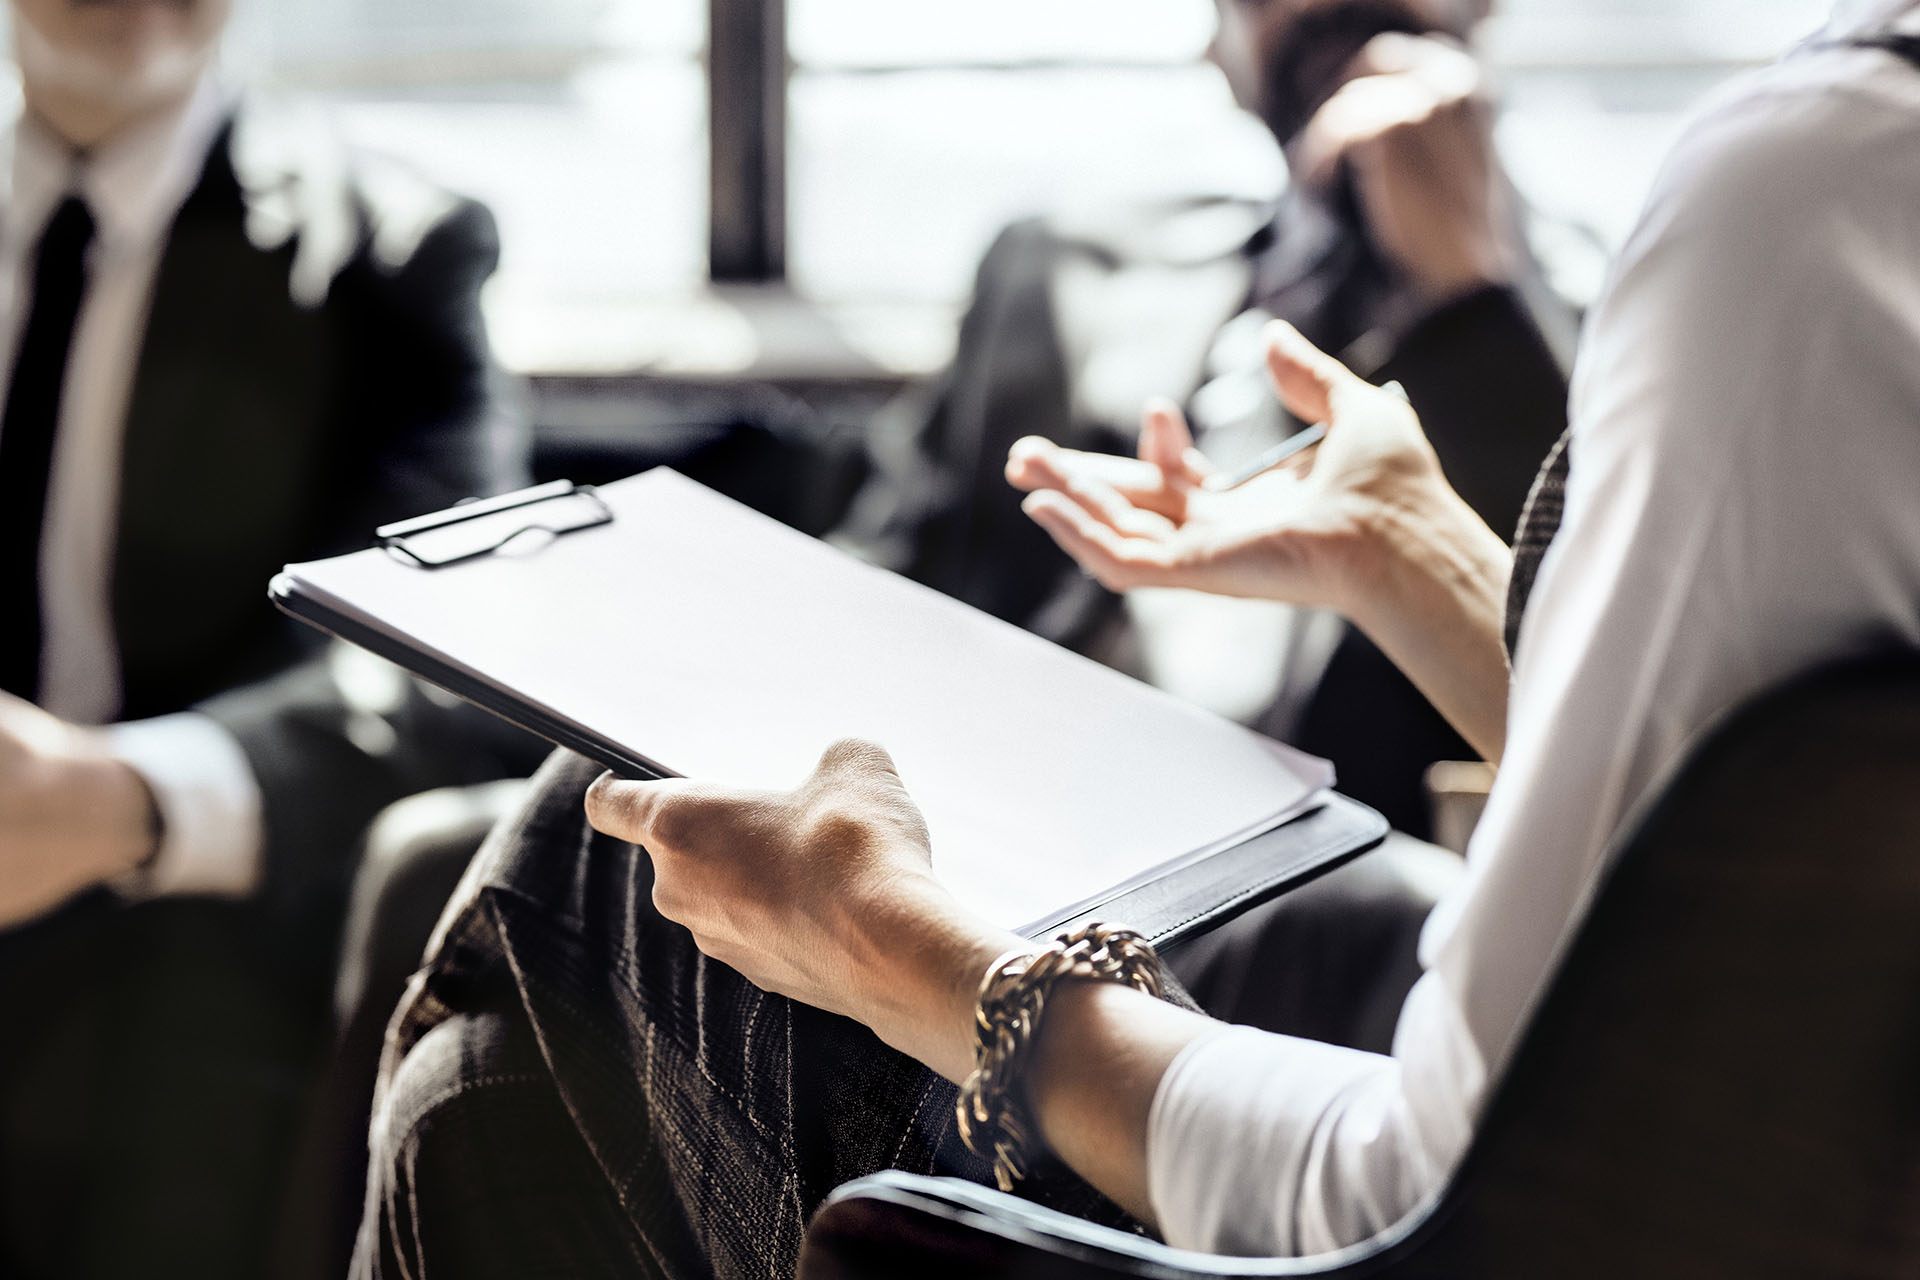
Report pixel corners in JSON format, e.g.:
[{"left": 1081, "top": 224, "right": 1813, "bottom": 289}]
[
  {"left": 1145, "top": 1, "right": 1920, "bottom": 1255},
  {"left": 0, "top": 76, "right": 265, "bottom": 897}
]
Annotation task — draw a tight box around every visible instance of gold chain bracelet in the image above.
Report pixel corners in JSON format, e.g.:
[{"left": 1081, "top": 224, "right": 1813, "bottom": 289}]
[{"left": 955, "top": 923, "right": 1166, "bottom": 1192}]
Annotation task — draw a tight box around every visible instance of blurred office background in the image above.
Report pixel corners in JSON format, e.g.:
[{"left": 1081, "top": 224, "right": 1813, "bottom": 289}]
[{"left": 8, "top": 0, "right": 1839, "bottom": 500}]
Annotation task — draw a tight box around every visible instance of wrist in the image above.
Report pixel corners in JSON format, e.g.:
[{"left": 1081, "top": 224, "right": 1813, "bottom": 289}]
[
  {"left": 58, "top": 745, "right": 163, "bottom": 882},
  {"left": 841, "top": 868, "right": 1026, "bottom": 1083},
  {"left": 1332, "top": 482, "right": 1504, "bottom": 632},
  {"left": 1346, "top": 485, "right": 1516, "bottom": 761},
  {"left": 955, "top": 924, "right": 1174, "bottom": 1190}
]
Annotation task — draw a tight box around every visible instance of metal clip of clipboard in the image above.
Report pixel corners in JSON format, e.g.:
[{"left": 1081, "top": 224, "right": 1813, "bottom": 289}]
[{"left": 377, "top": 480, "right": 614, "bottom": 568}]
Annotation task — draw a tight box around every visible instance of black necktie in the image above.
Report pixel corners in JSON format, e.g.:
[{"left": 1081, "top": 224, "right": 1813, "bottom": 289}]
[{"left": 0, "top": 195, "right": 96, "bottom": 700}]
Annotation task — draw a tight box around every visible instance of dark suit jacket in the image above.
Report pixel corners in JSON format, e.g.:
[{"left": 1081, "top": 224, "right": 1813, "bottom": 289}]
[
  {"left": 0, "top": 104, "right": 533, "bottom": 1280},
  {"left": 102, "top": 106, "right": 537, "bottom": 962},
  {"left": 835, "top": 193, "right": 1575, "bottom": 834}
]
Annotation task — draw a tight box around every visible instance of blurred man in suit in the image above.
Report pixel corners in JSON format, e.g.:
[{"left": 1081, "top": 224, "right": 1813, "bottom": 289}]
[
  {"left": 835, "top": 0, "right": 1582, "bottom": 838},
  {"left": 0, "top": 0, "right": 532, "bottom": 1274}
]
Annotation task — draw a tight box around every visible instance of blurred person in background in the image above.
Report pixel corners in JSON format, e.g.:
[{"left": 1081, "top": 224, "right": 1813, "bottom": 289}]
[
  {"left": 834, "top": 0, "right": 1579, "bottom": 841},
  {"left": 0, "top": 0, "right": 534, "bottom": 1274}
]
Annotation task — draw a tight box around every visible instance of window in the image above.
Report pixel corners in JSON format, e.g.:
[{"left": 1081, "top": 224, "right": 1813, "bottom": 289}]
[
  {"left": 228, "top": 0, "right": 1836, "bottom": 377},
  {"left": 1487, "top": 0, "right": 1832, "bottom": 247},
  {"left": 787, "top": 0, "right": 1277, "bottom": 306}
]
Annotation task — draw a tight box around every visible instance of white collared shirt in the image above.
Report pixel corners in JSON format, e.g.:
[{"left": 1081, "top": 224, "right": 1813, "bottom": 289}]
[
  {"left": 1146, "top": 1, "right": 1920, "bottom": 1256},
  {"left": 0, "top": 75, "right": 264, "bottom": 897}
]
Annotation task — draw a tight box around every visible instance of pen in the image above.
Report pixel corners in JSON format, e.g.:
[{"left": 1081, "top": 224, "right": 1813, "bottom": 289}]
[{"left": 1205, "top": 380, "right": 1407, "bottom": 491}]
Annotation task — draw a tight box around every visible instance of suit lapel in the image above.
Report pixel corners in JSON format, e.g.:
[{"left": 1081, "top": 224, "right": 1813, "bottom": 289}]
[{"left": 112, "top": 119, "right": 337, "bottom": 716}]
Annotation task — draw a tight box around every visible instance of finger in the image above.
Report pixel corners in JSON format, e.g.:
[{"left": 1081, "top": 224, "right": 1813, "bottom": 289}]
[
  {"left": 585, "top": 773, "right": 737, "bottom": 851},
  {"left": 1347, "top": 31, "right": 1480, "bottom": 99},
  {"left": 804, "top": 738, "right": 932, "bottom": 849},
  {"left": 1008, "top": 436, "right": 1190, "bottom": 524},
  {"left": 1021, "top": 491, "right": 1173, "bottom": 592},
  {"left": 1137, "top": 398, "right": 1186, "bottom": 471},
  {"left": 1294, "top": 72, "right": 1441, "bottom": 190},
  {"left": 1180, "top": 445, "right": 1217, "bottom": 481},
  {"left": 585, "top": 770, "right": 674, "bottom": 843},
  {"left": 812, "top": 736, "right": 899, "bottom": 783},
  {"left": 1062, "top": 472, "right": 1179, "bottom": 540},
  {"left": 1347, "top": 29, "right": 1428, "bottom": 77},
  {"left": 1004, "top": 435, "right": 1057, "bottom": 491},
  {"left": 1005, "top": 436, "right": 1167, "bottom": 499},
  {"left": 1138, "top": 398, "right": 1216, "bottom": 487}
]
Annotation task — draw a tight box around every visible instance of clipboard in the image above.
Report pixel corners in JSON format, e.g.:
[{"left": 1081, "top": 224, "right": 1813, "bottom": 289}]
[
  {"left": 272, "top": 473, "right": 1387, "bottom": 943},
  {"left": 276, "top": 481, "right": 667, "bottom": 780}
]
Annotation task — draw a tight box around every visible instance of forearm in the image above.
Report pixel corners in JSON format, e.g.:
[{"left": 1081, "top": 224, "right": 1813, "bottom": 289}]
[
  {"left": 1023, "top": 980, "right": 1217, "bottom": 1225},
  {"left": 849, "top": 878, "right": 1215, "bottom": 1227},
  {"left": 1336, "top": 487, "right": 1514, "bottom": 763}
]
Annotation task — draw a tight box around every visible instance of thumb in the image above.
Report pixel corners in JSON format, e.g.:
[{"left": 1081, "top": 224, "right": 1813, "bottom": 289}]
[
  {"left": 586, "top": 770, "right": 679, "bottom": 843},
  {"left": 1262, "top": 320, "right": 1366, "bottom": 425}
]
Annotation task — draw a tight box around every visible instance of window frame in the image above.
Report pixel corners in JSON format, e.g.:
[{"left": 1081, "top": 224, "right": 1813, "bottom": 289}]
[{"left": 709, "top": 0, "right": 789, "bottom": 281}]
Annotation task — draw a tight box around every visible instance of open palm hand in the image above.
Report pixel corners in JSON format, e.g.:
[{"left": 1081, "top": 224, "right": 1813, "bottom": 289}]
[{"left": 1006, "top": 320, "right": 1447, "bottom": 616}]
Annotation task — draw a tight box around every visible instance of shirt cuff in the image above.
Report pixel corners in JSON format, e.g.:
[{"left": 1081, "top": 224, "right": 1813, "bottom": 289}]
[
  {"left": 105, "top": 712, "right": 265, "bottom": 899},
  {"left": 1145, "top": 1025, "right": 1402, "bottom": 1258}
]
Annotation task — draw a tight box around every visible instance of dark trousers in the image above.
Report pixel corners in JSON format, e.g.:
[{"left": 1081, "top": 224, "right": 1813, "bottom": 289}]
[
  {"left": 0, "top": 895, "right": 333, "bottom": 1280},
  {"left": 354, "top": 751, "right": 1449, "bottom": 1279}
]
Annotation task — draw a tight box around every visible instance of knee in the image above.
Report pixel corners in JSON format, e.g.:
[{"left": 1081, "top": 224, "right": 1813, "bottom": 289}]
[
  {"left": 337, "top": 780, "right": 529, "bottom": 1022},
  {"left": 359, "top": 1012, "right": 620, "bottom": 1278},
  {"left": 354, "top": 781, "right": 531, "bottom": 922}
]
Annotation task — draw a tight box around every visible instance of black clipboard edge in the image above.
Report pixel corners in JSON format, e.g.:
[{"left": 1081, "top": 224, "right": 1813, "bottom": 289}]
[
  {"left": 1046, "top": 794, "right": 1388, "bottom": 948},
  {"left": 271, "top": 573, "right": 671, "bottom": 782}
]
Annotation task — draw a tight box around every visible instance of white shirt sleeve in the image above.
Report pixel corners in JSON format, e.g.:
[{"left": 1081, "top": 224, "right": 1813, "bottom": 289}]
[
  {"left": 1145, "top": 43, "right": 1920, "bottom": 1259},
  {"left": 106, "top": 711, "right": 265, "bottom": 899}
]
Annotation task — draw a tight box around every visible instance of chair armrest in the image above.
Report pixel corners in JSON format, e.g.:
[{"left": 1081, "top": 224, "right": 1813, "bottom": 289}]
[
  {"left": 1424, "top": 761, "right": 1496, "bottom": 855},
  {"left": 799, "top": 1171, "right": 1337, "bottom": 1280}
]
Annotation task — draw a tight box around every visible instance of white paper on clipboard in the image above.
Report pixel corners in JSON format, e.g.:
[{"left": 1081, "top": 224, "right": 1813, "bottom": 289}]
[{"left": 277, "top": 469, "right": 1334, "bottom": 935}]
